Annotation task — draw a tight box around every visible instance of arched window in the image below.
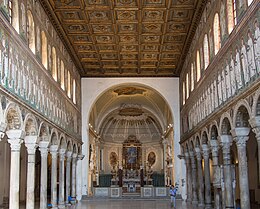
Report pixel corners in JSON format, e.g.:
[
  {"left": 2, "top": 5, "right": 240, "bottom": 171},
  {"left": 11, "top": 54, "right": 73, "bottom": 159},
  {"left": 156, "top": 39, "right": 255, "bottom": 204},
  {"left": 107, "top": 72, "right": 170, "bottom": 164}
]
[
  {"left": 186, "top": 73, "right": 189, "bottom": 99},
  {"left": 7, "top": 0, "right": 19, "bottom": 33},
  {"left": 41, "top": 31, "right": 48, "bottom": 69},
  {"left": 191, "top": 63, "right": 194, "bottom": 91},
  {"left": 182, "top": 82, "right": 185, "bottom": 105},
  {"left": 27, "top": 10, "right": 35, "bottom": 54},
  {"left": 204, "top": 34, "right": 209, "bottom": 69},
  {"left": 227, "top": 0, "right": 237, "bottom": 34},
  {"left": 61, "top": 61, "right": 65, "bottom": 90},
  {"left": 73, "top": 79, "right": 76, "bottom": 104},
  {"left": 196, "top": 50, "right": 201, "bottom": 81},
  {"left": 52, "top": 47, "right": 57, "bottom": 81},
  {"left": 67, "top": 70, "right": 71, "bottom": 98},
  {"left": 213, "top": 13, "right": 221, "bottom": 55}
]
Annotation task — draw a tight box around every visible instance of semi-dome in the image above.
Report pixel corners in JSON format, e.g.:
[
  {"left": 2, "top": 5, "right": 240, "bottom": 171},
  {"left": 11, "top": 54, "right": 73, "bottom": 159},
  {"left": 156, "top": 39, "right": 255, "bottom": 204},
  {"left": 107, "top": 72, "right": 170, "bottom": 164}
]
[{"left": 100, "top": 103, "right": 162, "bottom": 143}]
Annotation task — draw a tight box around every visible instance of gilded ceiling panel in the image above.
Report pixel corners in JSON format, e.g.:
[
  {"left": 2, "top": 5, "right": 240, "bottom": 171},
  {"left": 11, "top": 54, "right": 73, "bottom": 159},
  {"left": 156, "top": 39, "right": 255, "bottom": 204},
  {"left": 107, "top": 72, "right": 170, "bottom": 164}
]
[{"left": 42, "top": 0, "right": 204, "bottom": 76}]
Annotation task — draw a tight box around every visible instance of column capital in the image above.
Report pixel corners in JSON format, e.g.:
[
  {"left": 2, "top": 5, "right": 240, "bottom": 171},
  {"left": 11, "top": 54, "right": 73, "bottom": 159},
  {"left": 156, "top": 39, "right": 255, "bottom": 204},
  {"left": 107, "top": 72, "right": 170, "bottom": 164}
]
[
  {"left": 39, "top": 141, "right": 49, "bottom": 155},
  {"left": 8, "top": 137, "right": 23, "bottom": 151},
  {"left": 66, "top": 151, "right": 73, "bottom": 159},
  {"left": 50, "top": 145, "right": 59, "bottom": 155},
  {"left": 24, "top": 135, "right": 38, "bottom": 154},
  {"left": 209, "top": 140, "right": 219, "bottom": 153},
  {"left": 218, "top": 135, "right": 233, "bottom": 148},
  {"left": 201, "top": 144, "right": 210, "bottom": 158},
  {"left": 194, "top": 147, "right": 202, "bottom": 160},
  {"left": 6, "top": 129, "right": 25, "bottom": 140},
  {"left": 72, "top": 153, "right": 78, "bottom": 159},
  {"left": 59, "top": 148, "right": 66, "bottom": 160}
]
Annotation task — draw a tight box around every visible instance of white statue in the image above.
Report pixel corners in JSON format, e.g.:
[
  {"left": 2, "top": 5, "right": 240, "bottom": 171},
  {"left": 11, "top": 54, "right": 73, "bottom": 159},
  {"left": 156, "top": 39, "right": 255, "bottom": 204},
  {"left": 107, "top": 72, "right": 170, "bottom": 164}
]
[
  {"left": 229, "top": 54, "right": 236, "bottom": 95},
  {"left": 253, "top": 21, "right": 260, "bottom": 72},
  {"left": 217, "top": 73, "right": 223, "bottom": 105},
  {"left": 246, "top": 32, "right": 257, "bottom": 78},
  {"left": 225, "top": 62, "right": 231, "bottom": 98},
  {"left": 222, "top": 69, "right": 227, "bottom": 102},
  {"left": 240, "top": 40, "right": 250, "bottom": 84},
  {"left": 235, "top": 48, "right": 243, "bottom": 88}
]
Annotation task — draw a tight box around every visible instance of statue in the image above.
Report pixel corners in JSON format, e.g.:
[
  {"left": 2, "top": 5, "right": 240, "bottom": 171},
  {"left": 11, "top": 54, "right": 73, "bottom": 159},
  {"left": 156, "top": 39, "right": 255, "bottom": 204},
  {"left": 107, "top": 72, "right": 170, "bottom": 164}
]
[
  {"left": 254, "top": 21, "right": 260, "bottom": 72},
  {"left": 235, "top": 48, "right": 243, "bottom": 88},
  {"left": 246, "top": 32, "right": 257, "bottom": 78},
  {"left": 240, "top": 39, "right": 249, "bottom": 84},
  {"left": 229, "top": 54, "right": 236, "bottom": 95}
]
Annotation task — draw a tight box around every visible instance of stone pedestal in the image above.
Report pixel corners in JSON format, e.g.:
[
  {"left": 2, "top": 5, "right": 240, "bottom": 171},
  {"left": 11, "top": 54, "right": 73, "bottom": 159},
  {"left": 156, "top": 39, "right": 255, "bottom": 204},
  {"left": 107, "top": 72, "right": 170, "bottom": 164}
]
[
  {"left": 24, "top": 136, "right": 38, "bottom": 209},
  {"left": 6, "top": 129, "right": 25, "bottom": 209},
  {"left": 220, "top": 135, "right": 234, "bottom": 209},
  {"left": 50, "top": 145, "right": 59, "bottom": 209},
  {"left": 189, "top": 151, "right": 198, "bottom": 205},
  {"left": 195, "top": 147, "right": 205, "bottom": 207},
  {"left": 66, "top": 151, "right": 72, "bottom": 205},
  {"left": 202, "top": 144, "right": 212, "bottom": 209},
  {"left": 58, "top": 149, "right": 66, "bottom": 208},
  {"left": 39, "top": 141, "right": 49, "bottom": 209},
  {"left": 231, "top": 128, "right": 251, "bottom": 209}
]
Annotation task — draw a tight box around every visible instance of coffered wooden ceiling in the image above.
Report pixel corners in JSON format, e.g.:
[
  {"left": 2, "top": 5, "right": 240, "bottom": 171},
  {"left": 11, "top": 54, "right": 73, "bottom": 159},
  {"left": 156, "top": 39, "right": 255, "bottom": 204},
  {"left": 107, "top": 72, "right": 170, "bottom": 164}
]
[{"left": 41, "top": 0, "right": 206, "bottom": 77}]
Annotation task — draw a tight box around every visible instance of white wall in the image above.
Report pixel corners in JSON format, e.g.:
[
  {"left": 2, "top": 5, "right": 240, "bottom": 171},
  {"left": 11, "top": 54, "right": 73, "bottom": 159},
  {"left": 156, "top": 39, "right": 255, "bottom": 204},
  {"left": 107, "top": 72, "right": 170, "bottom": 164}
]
[{"left": 80, "top": 77, "right": 182, "bottom": 198}]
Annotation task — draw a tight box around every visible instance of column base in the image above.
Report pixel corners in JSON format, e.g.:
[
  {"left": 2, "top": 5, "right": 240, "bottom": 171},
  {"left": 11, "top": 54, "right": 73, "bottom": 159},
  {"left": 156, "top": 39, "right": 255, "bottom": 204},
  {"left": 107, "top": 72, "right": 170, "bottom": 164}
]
[
  {"left": 192, "top": 200, "right": 198, "bottom": 205},
  {"left": 198, "top": 203, "right": 205, "bottom": 207},
  {"left": 205, "top": 203, "right": 212, "bottom": 209},
  {"left": 186, "top": 198, "right": 192, "bottom": 203},
  {"left": 58, "top": 204, "right": 66, "bottom": 208}
]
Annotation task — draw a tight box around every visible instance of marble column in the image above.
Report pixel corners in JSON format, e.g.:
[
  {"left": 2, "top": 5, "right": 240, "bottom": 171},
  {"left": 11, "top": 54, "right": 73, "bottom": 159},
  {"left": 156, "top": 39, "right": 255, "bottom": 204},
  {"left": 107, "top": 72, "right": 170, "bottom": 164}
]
[
  {"left": 24, "top": 136, "right": 38, "bottom": 209},
  {"left": 202, "top": 144, "right": 212, "bottom": 209},
  {"left": 39, "top": 141, "right": 49, "bottom": 209},
  {"left": 231, "top": 128, "right": 251, "bottom": 209},
  {"left": 189, "top": 151, "right": 198, "bottom": 205},
  {"left": 210, "top": 139, "right": 221, "bottom": 209},
  {"left": 59, "top": 149, "right": 66, "bottom": 208},
  {"left": 162, "top": 138, "right": 168, "bottom": 185},
  {"left": 66, "top": 151, "right": 72, "bottom": 205},
  {"left": 71, "top": 153, "right": 77, "bottom": 199},
  {"left": 195, "top": 147, "right": 205, "bottom": 207},
  {"left": 184, "top": 152, "right": 192, "bottom": 203},
  {"left": 249, "top": 116, "right": 260, "bottom": 184},
  {"left": 220, "top": 135, "right": 234, "bottom": 209},
  {"left": 6, "top": 129, "right": 25, "bottom": 209},
  {"left": 50, "top": 145, "right": 59, "bottom": 209}
]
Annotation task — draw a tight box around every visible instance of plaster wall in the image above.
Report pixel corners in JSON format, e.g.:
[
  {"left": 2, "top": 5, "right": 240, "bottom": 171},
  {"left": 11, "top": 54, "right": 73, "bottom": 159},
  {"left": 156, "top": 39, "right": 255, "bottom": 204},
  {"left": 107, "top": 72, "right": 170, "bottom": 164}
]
[{"left": 81, "top": 77, "right": 183, "bottom": 198}]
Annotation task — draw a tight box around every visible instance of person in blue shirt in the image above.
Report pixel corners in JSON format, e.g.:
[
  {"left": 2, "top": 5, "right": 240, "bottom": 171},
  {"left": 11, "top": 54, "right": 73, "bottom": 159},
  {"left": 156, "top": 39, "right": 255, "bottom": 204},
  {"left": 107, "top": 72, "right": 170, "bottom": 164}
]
[{"left": 169, "top": 185, "right": 177, "bottom": 208}]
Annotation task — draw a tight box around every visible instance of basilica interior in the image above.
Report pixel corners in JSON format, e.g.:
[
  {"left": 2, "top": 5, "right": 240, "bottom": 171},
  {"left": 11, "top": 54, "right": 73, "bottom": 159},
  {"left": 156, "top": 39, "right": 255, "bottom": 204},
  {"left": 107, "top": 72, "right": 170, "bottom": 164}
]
[{"left": 0, "top": 0, "right": 259, "bottom": 209}]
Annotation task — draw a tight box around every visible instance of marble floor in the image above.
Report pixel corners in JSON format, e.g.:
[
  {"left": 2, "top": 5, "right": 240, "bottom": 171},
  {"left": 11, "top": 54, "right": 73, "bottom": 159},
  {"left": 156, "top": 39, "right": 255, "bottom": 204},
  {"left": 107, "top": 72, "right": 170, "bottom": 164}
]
[{"left": 68, "top": 199, "right": 199, "bottom": 209}]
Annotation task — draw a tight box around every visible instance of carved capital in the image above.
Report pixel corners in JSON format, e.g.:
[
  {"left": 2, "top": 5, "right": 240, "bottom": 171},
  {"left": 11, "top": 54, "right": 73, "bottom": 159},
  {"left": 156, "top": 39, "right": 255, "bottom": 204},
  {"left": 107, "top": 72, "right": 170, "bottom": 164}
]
[
  {"left": 201, "top": 144, "right": 210, "bottom": 159},
  {"left": 219, "top": 135, "right": 232, "bottom": 152},
  {"left": 59, "top": 148, "right": 66, "bottom": 160},
  {"left": 8, "top": 138, "right": 23, "bottom": 151},
  {"left": 194, "top": 147, "right": 202, "bottom": 160},
  {"left": 50, "top": 145, "right": 59, "bottom": 157},
  {"left": 209, "top": 140, "right": 219, "bottom": 155},
  {"left": 39, "top": 141, "right": 49, "bottom": 156},
  {"left": 234, "top": 136, "right": 249, "bottom": 148}
]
